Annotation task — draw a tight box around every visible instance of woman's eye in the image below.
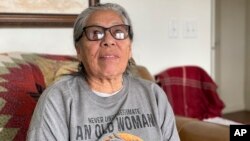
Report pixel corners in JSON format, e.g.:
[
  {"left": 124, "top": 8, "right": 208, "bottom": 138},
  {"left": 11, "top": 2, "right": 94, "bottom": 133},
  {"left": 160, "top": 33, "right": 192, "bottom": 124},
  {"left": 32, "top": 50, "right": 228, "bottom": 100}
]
[
  {"left": 114, "top": 31, "right": 125, "bottom": 39},
  {"left": 92, "top": 30, "right": 104, "bottom": 39},
  {"left": 92, "top": 30, "right": 101, "bottom": 36},
  {"left": 93, "top": 30, "right": 101, "bottom": 34}
]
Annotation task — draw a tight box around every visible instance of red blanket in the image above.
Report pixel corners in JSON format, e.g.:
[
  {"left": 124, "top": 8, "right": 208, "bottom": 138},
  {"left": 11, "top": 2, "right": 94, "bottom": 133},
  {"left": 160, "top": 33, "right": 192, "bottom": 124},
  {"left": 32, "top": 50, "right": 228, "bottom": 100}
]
[{"left": 155, "top": 66, "right": 225, "bottom": 120}]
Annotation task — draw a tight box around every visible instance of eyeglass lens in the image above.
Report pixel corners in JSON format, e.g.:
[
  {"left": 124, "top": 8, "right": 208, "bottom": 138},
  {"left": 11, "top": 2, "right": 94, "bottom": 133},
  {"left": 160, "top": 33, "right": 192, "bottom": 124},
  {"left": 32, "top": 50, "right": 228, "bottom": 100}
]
[{"left": 84, "top": 25, "right": 130, "bottom": 41}]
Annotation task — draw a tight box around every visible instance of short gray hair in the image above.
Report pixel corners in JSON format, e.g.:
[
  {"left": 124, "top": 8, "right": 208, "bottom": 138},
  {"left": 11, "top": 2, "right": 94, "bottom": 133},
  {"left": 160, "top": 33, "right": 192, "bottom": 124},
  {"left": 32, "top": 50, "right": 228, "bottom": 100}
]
[{"left": 73, "top": 3, "right": 134, "bottom": 47}]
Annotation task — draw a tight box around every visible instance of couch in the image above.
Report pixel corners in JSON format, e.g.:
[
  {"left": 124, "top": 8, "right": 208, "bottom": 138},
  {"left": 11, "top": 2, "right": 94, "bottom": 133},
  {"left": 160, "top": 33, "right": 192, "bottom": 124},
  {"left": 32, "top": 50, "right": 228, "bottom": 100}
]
[{"left": 0, "top": 52, "right": 229, "bottom": 141}]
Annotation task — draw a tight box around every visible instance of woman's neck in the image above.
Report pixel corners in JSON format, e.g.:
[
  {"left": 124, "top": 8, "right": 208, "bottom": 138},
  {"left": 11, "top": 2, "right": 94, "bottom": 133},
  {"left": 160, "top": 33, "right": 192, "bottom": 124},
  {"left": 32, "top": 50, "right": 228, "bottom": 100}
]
[{"left": 86, "top": 76, "right": 123, "bottom": 94}]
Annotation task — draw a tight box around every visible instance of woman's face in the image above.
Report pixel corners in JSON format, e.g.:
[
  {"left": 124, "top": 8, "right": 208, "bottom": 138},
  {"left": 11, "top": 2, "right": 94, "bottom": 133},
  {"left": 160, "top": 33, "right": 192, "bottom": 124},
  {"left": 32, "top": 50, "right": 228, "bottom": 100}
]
[{"left": 76, "top": 10, "right": 132, "bottom": 79}]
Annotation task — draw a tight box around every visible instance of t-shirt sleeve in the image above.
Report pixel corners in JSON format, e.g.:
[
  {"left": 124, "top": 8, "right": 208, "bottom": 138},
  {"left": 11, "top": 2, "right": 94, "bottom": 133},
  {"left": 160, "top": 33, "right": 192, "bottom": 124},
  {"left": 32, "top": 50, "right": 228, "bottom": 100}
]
[
  {"left": 154, "top": 84, "right": 180, "bottom": 141},
  {"left": 26, "top": 86, "right": 70, "bottom": 141}
]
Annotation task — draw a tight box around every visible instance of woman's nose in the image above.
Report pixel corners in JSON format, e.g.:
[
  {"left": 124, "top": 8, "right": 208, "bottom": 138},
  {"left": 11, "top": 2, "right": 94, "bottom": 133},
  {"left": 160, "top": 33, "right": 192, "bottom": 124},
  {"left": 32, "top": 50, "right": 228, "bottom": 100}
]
[{"left": 100, "top": 30, "right": 116, "bottom": 47}]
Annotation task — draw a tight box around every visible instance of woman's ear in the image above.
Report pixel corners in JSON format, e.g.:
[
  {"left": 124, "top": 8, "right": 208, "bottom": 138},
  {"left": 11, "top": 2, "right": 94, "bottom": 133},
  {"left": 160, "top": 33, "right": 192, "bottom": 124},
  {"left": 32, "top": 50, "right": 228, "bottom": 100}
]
[
  {"left": 129, "top": 52, "right": 132, "bottom": 59},
  {"left": 76, "top": 47, "right": 81, "bottom": 61},
  {"left": 128, "top": 44, "right": 132, "bottom": 59}
]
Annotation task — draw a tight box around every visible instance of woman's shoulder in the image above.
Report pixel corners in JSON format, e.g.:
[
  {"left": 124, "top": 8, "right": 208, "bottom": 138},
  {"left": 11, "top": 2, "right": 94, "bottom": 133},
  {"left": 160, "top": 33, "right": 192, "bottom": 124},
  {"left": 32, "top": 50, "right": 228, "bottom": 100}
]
[
  {"left": 49, "top": 75, "right": 80, "bottom": 88},
  {"left": 40, "top": 75, "right": 83, "bottom": 99},
  {"left": 127, "top": 74, "right": 166, "bottom": 96},
  {"left": 127, "top": 73, "right": 152, "bottom": 83},
  {"left": 126, "top": 74, "right": 160, "bottom": 89}
]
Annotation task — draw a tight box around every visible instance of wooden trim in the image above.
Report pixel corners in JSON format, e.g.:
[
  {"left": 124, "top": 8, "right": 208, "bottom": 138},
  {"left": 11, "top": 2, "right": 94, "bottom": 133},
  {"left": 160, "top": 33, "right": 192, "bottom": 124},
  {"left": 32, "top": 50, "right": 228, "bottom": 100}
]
[
  {"left": 0, "top": 13, "right": 77, "bottom": 27},
  {"left": 0, "top": 0, "right": 100, "bottom": 28},
  {"left": 89, "top": 0, "right": 100, "bottom": 6}
]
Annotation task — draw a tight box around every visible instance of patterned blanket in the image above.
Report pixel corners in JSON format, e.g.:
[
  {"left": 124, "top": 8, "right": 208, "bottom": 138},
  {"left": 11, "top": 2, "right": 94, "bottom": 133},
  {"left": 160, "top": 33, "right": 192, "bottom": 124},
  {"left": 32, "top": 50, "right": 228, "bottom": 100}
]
[{"left": 0, "top": 52, "right": 78, "bottom": 141}]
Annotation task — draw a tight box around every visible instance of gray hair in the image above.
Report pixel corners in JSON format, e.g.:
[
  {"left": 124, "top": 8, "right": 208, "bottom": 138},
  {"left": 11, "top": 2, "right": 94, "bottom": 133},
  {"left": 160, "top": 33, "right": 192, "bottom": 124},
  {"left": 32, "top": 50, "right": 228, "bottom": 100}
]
[
  {"left": 72, "top": 3, "right": 136, "bottom": 76},
  {"left": 73, "top": 3, "right": 134, "bottom": 47}
]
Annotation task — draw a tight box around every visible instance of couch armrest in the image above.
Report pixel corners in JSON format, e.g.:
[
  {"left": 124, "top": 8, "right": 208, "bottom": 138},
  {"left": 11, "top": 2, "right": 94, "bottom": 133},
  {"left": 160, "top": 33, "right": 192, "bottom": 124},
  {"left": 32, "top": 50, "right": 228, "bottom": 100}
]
[{"left": 175, "top": 116, "right": 229, "bottom": 141}]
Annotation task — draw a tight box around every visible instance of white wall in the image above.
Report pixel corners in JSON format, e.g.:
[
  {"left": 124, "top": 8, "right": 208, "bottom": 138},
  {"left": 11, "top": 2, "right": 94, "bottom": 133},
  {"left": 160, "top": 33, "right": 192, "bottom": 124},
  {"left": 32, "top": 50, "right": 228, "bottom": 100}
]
[
  {"left": 0, "top": 0, "right": 212, "bottom": 76},
  {"left": 0, "top": 28, "right": 75, "bottom": 54}
]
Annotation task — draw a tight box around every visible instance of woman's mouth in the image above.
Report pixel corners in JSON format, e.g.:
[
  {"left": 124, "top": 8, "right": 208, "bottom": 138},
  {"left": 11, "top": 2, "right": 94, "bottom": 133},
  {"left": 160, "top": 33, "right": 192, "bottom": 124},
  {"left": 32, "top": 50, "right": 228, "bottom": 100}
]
[{"left": 100, "top": 55, "right": 119, "bottom": 60}]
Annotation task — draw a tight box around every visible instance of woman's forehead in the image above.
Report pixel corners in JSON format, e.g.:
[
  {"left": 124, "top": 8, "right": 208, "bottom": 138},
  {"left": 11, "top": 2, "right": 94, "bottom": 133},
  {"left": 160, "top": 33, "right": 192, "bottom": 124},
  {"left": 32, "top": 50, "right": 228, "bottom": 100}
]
[{"left": 86, "top": 10, "right": 124, "bottom": 26}]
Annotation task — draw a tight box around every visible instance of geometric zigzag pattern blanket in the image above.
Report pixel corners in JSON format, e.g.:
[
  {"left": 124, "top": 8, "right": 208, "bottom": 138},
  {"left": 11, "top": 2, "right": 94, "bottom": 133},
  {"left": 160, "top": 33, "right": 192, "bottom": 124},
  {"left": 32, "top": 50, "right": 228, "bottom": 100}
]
[{"left": 0, "top": 52, "right": 78, "bottom": 141}]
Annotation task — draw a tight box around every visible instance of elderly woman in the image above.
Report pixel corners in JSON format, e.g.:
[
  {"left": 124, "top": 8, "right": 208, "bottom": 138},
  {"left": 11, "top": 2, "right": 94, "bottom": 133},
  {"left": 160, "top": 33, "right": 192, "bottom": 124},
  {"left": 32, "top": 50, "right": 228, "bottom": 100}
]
[{"left": 27, "top": 3, "right": 180, "bottom": 141}]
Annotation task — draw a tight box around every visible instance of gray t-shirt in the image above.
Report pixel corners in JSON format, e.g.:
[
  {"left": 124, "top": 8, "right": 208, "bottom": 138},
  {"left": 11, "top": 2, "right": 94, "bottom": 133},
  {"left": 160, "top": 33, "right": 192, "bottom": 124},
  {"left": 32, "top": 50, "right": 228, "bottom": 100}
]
[{"left": 27, "top": 74, "right": 180, "bottom": 141}]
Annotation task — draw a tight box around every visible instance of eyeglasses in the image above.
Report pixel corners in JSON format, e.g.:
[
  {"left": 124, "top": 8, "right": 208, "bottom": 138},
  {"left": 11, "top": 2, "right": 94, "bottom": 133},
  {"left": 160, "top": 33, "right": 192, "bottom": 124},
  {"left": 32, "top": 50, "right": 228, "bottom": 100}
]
[{"left": 82, "top": 24, "right": 130, "bottom": 41}]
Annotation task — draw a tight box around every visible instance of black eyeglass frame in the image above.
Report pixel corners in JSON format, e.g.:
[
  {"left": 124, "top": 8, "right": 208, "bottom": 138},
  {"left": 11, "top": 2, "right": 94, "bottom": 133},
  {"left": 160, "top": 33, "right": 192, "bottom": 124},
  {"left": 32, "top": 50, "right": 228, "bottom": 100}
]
[{"left": 76, "top": 24, "right": 131, "bottom": 42}]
